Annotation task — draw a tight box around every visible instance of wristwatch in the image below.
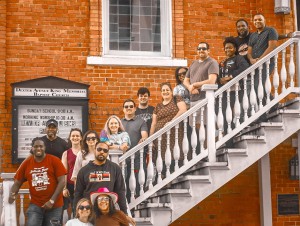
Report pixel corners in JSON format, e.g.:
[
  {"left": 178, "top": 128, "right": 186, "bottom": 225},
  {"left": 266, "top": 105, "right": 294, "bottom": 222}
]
[{"left": 49, "top": 199, "right": 55, "bottom": 204}]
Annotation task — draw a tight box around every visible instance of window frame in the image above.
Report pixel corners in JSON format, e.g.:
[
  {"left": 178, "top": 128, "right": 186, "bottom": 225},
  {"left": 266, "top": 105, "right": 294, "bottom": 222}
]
[{"left": 102, "top": 0, "right": 171, "bottom": 57}]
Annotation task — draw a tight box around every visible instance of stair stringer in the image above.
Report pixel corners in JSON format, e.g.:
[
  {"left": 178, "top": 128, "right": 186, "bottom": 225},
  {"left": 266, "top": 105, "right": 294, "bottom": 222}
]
[{"left": 167, "top": 111, "right": 300, "bottom": 222}]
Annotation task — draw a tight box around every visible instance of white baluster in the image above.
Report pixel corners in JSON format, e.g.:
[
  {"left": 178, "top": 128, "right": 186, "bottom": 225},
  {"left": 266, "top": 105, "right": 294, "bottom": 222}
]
[
  {"left": 281, "top": 48, "right": 287, "bottom": 92},
  {"left": 129, "top": 155, "right": 136, "bottom": 202},
  {"left": 273, "top": 54, "right": 279, "bottom": 97},
  {"left": 226, "top": 89, "right": 232, "bottom": 133},
  {"left": 173, "top": 124, "right": 180, "bottom": 171},
  {"left": 199, "top": 107, "right": 205, "bottom": 151},
  {"left": 121, "top": 161, "right": 126, "bottom": 182},
  {"left": 19, "top": 194, "right": 25, "bottom": 226},
  {"left": 257, "top": 65, "right": 264, "bottom": 109},
  {"left": 146, "top": 142, "right": 154, "bottom": 189},
  {"left": 138, "top": 148, "right": 145, "bottom": 195},
  {"left": 242, "top": 75, "right": 249, "bottom": 121},
  {"left": 165, "top": 130, "right": 171, "bottom": 177},
  {"left": 234, "top": 82, "right": 241, "bottom": 127},
  {"left": 156, "top": 136, "right": 163, "bottom": 183},
  {"left": 265, "top": 60, "right": 271, "bottom": 104},
  {"left": 250, "top": 71, "right": 257, "bottom": 115},
  {"left": 191, "top": 112, "right": 197, "bottom": 158},
  {"left": 289, "top": 43, "right": 295, "bottom": 87},
  {"left": 182, "top": 118, "right": 189, "bottom": 165},
  {"left": 217, "top": 94, "right": 224, "bottom": 139}
]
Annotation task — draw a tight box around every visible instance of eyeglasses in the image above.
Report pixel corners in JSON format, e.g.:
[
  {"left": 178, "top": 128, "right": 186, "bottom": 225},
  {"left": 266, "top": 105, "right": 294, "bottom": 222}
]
[
  {"left": 96, "top": 147, "right": 109, "bottom": 153},
  {"left": 178, "top": 71, "right": 187, "bottom": 76},
  {"left": 86, "top": 137, "right": 97, "bottom": 141},
  {"left": 78, "top": 205, "right": 91, "bottom": 210},
  {"left": 124, "top": 105, "right": 134, "bottom": 109},
  {"left": 97, "top": 197, "right": 110, "bottom": 202},
  {"left": 197, "top": 47, "right": 208, "bottom": 51}
]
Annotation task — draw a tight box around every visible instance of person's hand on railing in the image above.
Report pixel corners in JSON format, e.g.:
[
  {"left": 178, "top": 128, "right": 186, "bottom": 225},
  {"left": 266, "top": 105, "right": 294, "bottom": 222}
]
[
  {"left": 8, "top": 192, "right": 16, "bottom": 204},
  {"left": 220, "top": 75, "right": 232, "bottom": 85},
  {"left": 120, "top": 143, "right": 129, "bottom": 153}
]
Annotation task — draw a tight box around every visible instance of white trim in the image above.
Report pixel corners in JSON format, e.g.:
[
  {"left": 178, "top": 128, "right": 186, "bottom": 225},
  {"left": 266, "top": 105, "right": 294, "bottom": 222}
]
[{"left": 87, "top": 56, "right": 187, "bottom": 67}]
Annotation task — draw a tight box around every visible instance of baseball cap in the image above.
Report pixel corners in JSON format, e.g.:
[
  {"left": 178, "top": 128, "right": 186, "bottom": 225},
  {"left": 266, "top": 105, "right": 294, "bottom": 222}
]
[{"left": 46, "top": 119, "right": 58, "bottom": 127}]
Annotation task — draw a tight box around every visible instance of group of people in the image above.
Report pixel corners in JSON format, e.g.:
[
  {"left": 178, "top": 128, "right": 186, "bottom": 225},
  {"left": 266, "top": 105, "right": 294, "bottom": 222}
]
[{"left": 8, "top": 13, "right": 291, "bottom": 226}]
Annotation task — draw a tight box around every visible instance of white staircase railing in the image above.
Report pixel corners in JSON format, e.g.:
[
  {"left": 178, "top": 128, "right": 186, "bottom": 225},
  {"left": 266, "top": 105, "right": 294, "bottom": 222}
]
[
  {"left": 120, "top": 32, "right": 300, "bottom": 210},
  {"left": 2, "top": 33, "right": 300, "bottom": 225}
]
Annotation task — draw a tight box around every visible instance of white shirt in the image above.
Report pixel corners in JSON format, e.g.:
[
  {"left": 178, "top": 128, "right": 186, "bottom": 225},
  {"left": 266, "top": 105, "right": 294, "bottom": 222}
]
[{"left": 65, "top": 218, "right": 93, "bottom": 226}]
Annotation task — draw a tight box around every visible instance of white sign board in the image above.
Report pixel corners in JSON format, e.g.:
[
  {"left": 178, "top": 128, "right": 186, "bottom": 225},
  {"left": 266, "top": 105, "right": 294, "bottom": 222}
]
[
  {"left": 14, "top": 87, "right": 87, "bottom": 98},
  {"left": 18, "top": 105, "right": 82, "bottom": 159}
]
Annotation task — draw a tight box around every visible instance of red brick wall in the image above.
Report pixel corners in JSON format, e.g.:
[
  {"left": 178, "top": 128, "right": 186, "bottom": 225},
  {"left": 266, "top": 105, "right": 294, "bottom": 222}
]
[{"left": 1, "top": 0, "right": 298, "bottom": 225}]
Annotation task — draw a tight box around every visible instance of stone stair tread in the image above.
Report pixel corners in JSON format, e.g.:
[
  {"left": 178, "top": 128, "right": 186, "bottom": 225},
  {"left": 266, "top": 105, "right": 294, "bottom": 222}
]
[
  {"left": 154, "top": 188, "right": 191, "bottom": 197},
  {"left": 233, "top": 134, "right": 266, "bottom": 143},
  {"left": 216, "top": 148, "right": 248, "bottom": 157},
  {"left": 135, "top": 202, "right": 172, "bottom": 210},
  {"left": 174, "top": 175, "right": 211, "bottom": 184},
  {"left": 267, "top": 108, "right": 300, "bottom": 119},
  {"left": 185, "top": 161, "right": 229, "bottom": 174}
]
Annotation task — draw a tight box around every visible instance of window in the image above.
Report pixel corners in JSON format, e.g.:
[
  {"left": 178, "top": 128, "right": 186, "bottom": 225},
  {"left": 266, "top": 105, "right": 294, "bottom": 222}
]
[
  {"left": 109, "top": 0, "right": 161, "bottom": 53},
  {"left": 87, "top": 0, "right": 187, "bottom": 66},
  {"left": 104, "top": 0, "right": 169, "bottom": 57}
]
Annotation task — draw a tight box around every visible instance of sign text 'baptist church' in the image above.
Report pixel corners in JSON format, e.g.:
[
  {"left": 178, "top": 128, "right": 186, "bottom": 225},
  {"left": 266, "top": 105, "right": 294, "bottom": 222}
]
[{"left": 14, "top": 87, "right": 87, "bottom": 98}]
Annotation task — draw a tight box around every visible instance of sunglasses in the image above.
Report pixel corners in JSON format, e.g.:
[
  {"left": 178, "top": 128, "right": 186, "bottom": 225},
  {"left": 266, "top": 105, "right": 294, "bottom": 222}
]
[
  {"left": 86, "top": 137, "right": 97, "bottom": 141},
  {"left": 124, "top": 105, "right": 134, "bottom": 109},
  {"left": 97, "top": 197, "right": 110, "bottom": 202},
  {"left": 78, "top": 205, "right": 91, "bottom": 210},
  {"left": 197, "top": 47, "right": 208, "bottom": 51},
  {"left": 96, "top": 147, "right": 109, "bottom": 153},
  {"left": 178, "top": 71, "right": 187, "bottom": 76}
]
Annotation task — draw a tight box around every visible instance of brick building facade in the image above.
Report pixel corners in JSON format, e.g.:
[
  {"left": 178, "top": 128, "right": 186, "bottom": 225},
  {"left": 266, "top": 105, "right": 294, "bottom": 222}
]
[{"left": 0, "top": 0, "right": 299, "bottom": 225}]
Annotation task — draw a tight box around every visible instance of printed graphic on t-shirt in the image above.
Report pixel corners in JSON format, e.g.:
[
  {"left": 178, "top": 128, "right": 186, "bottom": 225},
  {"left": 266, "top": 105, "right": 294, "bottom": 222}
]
[
  {"left": 136, "top": 113, "right": 152, "bottom": 123},
  {"left": 30, "top": 167, "right": 50, "bottom": 191},
  {"left": 238, "top": 43, "right": 248, "bottom": 56},
  {"left": 89, "top": 171, "right": 111, "bottom": 182}
]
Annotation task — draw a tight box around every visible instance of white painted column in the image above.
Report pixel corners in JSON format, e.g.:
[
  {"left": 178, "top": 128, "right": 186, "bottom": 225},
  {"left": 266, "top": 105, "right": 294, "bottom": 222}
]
[
  {"left": 201, "top": 84, "right": 218, "bottom": 162},
  {"left": 1, "top": 173, "right": 17, "bottom": 226},
  {"left": 110, "top": 149, "right": 123, "bottom": 164},
  {"left": 258, "top": 153, "right": 273, "bottom": 226}
]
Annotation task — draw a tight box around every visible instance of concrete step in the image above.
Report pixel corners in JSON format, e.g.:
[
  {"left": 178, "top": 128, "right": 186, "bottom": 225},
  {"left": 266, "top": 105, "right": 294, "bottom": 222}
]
[{"left": 135, "top": 217, "right": 153, "bottom": 226}]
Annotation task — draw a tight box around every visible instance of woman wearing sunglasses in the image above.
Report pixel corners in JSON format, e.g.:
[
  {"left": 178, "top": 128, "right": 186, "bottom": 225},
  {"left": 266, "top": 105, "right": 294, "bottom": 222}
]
[
  {"left": 71, "top": 130, "right": 100, "bottom": 182},
  {"left": 91, "top": 187, "right": 135, "bottom": 226},
  {"left": 100, "top": 115, "right": 130, "bottom": 153},
  {"left": 65, "top": 198, "right": 94, "bottom": 226},
  {"left": 173, "top": 66, "right": 190, "bottom": 109}
]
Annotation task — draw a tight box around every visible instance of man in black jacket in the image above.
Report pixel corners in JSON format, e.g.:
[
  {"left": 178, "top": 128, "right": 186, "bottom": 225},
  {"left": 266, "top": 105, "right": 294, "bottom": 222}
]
[{"left": 74, "top": 141, "right": 128, "bottom": 215}]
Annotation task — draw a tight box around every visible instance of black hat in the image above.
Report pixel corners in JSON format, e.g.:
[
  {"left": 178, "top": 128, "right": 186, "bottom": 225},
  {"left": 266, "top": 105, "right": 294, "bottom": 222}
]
[{"left": 46, "top": 119, "right": 58, "bottom": 127}]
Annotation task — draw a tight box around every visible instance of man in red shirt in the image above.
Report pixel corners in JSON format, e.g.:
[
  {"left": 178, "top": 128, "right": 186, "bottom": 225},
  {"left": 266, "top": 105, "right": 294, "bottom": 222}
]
[{"left": 8, "top": 137, "right": 66, "bottom": 226}]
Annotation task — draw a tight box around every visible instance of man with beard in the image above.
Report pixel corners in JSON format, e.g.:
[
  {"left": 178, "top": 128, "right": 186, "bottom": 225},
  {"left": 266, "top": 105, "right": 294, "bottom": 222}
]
[
  {"left": 41, "top": 119, "right": 68, "bottom": 159},
  {"left": 183, "top": 42, "right": 219, "bottom": 129},
  {"left": 74, "top": 141, "right": 128, "bottom": 215},
  {"left": 8, "top": 137, "right": 66, "bottom": 226},
  {"left": 135, "top": 87, "right": 154, "bottom": 135},
  {"left": 235, "top": 18, "right": 292, "bottom": 62}
]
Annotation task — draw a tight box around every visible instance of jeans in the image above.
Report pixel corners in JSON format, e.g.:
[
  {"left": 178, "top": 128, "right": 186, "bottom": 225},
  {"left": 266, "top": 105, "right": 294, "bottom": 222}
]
[{"left": 26, "top": 203, "right": 62, "bottom": 226}]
